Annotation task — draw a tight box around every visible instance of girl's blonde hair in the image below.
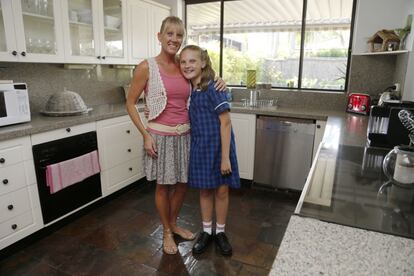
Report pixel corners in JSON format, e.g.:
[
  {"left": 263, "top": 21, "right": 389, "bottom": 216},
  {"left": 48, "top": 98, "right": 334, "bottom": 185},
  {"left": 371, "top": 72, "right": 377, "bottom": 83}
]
[
  {"left": 181, "top": 45, "right": 216, "bottom": 91},
  {"left": 159, "top": 16, "right": 185, "bottom": 36}
]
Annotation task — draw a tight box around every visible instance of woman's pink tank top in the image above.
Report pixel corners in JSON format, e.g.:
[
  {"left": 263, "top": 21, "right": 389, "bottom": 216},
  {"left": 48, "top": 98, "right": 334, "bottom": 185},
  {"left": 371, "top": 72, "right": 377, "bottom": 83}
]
[{"left": 145, "top": 70, "right": 190, "bottom": 135}]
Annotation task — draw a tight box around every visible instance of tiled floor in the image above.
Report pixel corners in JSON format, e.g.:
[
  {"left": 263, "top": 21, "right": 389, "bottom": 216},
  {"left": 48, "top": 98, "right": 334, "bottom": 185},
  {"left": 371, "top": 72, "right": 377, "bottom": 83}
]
[{"left": 0, "top": 182, "right": 298, "bottom": 275}]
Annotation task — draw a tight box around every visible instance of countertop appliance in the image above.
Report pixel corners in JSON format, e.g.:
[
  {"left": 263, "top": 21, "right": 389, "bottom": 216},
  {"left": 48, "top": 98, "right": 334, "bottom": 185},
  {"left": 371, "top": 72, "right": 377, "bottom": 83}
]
[
  {"left": 32, "top": 130, "right": 102, "bottom": 224},
  {"left": 367, "top": 101, "right": 414, "bottom": 148},
  {"left": 0, "top": 82, "right": 30, "bottom": 127},
  {"left": 254, "top": 116, "right": 315, "bottom": 191},
  {"left": 346, "top": 93, "right": 370, "bottom": 115}
]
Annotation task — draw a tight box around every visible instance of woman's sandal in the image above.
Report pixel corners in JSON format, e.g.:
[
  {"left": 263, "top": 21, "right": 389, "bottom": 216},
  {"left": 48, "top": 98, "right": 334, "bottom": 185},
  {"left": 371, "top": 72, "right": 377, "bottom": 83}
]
[
  {"left": 172, "top": 227, "right": 196, "bottom": 241},
  {"left": 163, "top": 228, "right": 178, "bottom": 255}
]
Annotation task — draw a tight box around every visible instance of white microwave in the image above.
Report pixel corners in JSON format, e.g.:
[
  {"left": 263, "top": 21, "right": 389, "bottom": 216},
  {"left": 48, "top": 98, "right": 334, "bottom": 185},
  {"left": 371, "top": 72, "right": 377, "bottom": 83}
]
[{"left": 0, "top": 83, "right": 31, "bottom": 127}]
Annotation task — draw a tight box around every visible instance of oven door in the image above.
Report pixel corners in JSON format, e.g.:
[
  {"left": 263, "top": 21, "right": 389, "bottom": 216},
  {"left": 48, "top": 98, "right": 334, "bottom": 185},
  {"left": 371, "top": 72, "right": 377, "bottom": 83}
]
[{"left": 33, "top": 131, "right": 102, "bottom": 224}]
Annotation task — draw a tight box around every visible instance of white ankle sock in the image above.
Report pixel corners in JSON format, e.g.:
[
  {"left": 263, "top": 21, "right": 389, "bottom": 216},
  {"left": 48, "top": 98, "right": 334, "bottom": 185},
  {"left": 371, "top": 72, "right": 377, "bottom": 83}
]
[
  {"left": 216, "top": 223, "right": 225, "bottom": 234},
  {"left": 203, "top": 221, "right": 212, "bottom": 235}
]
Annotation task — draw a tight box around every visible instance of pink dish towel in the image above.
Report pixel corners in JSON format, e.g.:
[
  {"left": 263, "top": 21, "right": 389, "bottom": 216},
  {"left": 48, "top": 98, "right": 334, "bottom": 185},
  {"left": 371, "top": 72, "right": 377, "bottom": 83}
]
[{"left": 45, "top": 150, "right": 101, "bottom": 194}]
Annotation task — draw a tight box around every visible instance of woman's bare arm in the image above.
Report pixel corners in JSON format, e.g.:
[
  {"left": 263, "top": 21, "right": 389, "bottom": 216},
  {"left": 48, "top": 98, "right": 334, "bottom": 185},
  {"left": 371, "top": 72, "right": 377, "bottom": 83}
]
[{"left": 126, "top": 61, "right": 157, "bottom": 158}]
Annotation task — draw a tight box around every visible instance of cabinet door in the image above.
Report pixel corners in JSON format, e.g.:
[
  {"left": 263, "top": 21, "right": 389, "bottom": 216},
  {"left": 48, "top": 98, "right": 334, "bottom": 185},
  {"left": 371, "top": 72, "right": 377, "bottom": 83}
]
[
  {"left": 150, "top": 4, "right": 170, "bottom": 57},
  {"left": 230, "top": 113, "right": 256, "bottom": 180},
  {"left": 0, "top": 0, "right": 65, "bottom": 62},
  {"left": 10, "top": 0, "right": 65, "bottom": 62},
  {"left": 62, "top": 0, "right": 100, "bottom": 63},
  {"left": 127, "top": 0, "right": 150, "bottom": 64},
  {"left": 127, "top": 0, "right": 170, "bottom": 64},
  {"left": 0, "top": 1, "right": 18, "bottom": 61},
  {"left": 99, "top": 0, "right": 128, "bottom": 64}
]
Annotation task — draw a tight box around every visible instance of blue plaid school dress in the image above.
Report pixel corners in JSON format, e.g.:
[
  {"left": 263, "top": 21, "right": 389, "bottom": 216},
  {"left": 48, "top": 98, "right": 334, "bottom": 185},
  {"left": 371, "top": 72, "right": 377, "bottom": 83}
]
[{"left": 188, "top": 82, "right": 240, "bottom": 189}]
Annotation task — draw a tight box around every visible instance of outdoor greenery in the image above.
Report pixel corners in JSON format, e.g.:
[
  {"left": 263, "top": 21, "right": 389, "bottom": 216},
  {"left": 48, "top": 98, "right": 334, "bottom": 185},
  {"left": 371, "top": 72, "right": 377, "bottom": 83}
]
[{"left": 206, "top": 40, "right": 347, "bottom": 90}]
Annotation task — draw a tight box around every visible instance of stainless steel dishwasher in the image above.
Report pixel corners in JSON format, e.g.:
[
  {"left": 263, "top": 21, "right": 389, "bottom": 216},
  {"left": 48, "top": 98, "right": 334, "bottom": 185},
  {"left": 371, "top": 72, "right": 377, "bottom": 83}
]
[{"left": 253, "top": 116, "right": 315, "bottom": 191}]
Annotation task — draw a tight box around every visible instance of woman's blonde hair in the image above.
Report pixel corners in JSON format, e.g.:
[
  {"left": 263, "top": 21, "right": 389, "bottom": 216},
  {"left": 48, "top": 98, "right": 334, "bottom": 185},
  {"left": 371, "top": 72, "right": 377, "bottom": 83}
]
[
  {"left": 159, "top": 16, "right": 185, "bottom": 36},
  {"left": 181, "top": 45, "right": 216, "bottom": 91}
]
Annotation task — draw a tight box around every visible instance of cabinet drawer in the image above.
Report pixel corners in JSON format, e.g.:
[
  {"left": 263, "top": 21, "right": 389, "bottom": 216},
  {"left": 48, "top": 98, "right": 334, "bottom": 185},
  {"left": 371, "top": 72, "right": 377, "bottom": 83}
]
[
  {"left": 99, "top": 120, "right": 140, "bottom": 145},
  {"left": 0, "top": 137, "right": 33, "bottom": 168},
  {"left": 101, "top": 157, "right": 143, "bottom": 190},
  {"left": 0, "top": 188, "right": 32, "bottom": 223},
  {"left": 101, "top": 138, "right": 144, "bottom": 170},
  {"left": 0, "top": 161, "right": 36, "bottom": 196},
  {"left": 0, "top": 211, "right": 34, "bottom": 240},
  {"left": 31, "top": 122, "right": 96, "bottom": 145}
]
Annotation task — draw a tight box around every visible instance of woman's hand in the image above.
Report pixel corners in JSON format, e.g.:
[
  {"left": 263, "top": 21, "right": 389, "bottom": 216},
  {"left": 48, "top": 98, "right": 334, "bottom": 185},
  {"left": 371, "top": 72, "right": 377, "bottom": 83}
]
[
  {"left": 214, "top": 76, "right": 227, "bottom": 91},
  {"left": 144, "top": 133, "right": 157, "bottom": 158},
  {"left": 144, "top": 104, "right": 149, "bottom": 119},
  {"left": 221, "top": 158, "right": 232, "bottom": 175}
]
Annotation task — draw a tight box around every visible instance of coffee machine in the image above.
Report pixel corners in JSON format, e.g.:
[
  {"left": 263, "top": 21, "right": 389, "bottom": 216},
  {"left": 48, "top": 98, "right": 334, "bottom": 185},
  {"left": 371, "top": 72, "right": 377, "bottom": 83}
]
[{"left": 367, "top": 101, "right": 414, "bottom": 148}]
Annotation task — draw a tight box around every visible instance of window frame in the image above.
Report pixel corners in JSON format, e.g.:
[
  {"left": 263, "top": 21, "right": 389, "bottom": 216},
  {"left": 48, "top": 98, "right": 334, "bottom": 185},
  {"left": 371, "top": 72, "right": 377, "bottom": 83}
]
[{"left": 184, "top": 0, "right": 357, "bottom": 92}]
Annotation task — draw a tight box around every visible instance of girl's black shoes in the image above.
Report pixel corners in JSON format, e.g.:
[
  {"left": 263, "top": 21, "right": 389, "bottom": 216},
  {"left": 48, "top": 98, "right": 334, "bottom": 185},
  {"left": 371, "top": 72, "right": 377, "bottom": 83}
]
[
  {"left": 215, "top": 232, "right": 232, "bottom": 256},
  {"left": 192, "top": 232, "right": 212, "bottom": 254},
  {"left": 192, "top": 232, "right": 233, "bottom": 256}
]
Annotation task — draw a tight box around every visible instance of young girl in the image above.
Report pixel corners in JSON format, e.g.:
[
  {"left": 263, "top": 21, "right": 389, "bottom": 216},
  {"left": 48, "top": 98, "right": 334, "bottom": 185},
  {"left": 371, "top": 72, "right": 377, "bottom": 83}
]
[{"left": 179, "top": 45, "right": 240, "bottom": 256}]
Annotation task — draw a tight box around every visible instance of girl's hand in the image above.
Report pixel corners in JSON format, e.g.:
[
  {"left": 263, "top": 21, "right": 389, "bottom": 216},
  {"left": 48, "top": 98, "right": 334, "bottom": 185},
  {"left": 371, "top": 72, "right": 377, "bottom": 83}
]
[
  {"left": 214, "top": 76, "right": 227, "bottom": 91},
  {"left": 144, "top": 133, "right": 157, "bottom": 158},
  {"left": 221, "top": 158, "right": 232, "bottom": 175}
]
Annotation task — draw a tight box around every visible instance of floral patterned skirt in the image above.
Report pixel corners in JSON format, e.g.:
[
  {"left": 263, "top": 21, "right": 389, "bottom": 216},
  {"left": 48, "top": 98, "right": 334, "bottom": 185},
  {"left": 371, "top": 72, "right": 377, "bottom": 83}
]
[{"left": 144, "top": 132, "right": 190, "bottom": 185}]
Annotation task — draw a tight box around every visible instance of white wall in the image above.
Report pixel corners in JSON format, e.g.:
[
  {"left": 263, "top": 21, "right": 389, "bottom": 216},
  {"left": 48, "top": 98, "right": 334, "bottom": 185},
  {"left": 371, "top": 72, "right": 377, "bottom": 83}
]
[
  {"left": 402, "top": 1, "right": 414, "bottom": 101},
  {"left": 352, "top": 0, "right": 412, "bottom": 53}
]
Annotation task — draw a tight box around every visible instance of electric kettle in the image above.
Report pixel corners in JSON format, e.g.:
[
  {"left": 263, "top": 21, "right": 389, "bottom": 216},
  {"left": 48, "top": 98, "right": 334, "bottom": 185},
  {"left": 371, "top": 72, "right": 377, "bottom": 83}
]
[{"left": 382, "top": 145, "right": 414, "bottom": 186}]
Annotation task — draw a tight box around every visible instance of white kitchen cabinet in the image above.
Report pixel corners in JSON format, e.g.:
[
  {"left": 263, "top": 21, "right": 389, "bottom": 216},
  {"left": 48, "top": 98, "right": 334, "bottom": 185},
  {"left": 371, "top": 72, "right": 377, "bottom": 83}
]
[
  {"left": 230, "top": 113, "right": 256, "bottom": 180},
  {"left": 61, "top": 0, "right": 128, "bottom": 64},
  {"left": 313, "top": 120, "right": 327, "bottom": 161},
  {"left": 0, "top": 136, "right": 42, "bottom": 250},
  {"left": 97, "top": 114, "right": 145, "bottom": 196},
  {"left": 127, "top": 0, "right": 170, "bottom": 64},
  {"left": 0, "top": 0, "right": 65, "bottom": 62}
]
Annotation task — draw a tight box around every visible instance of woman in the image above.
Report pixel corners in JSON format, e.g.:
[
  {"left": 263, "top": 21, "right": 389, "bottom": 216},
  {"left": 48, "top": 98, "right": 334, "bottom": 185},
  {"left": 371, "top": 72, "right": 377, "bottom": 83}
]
[{"left": 126, "top": 16, "right": 226, "bottom": 255}]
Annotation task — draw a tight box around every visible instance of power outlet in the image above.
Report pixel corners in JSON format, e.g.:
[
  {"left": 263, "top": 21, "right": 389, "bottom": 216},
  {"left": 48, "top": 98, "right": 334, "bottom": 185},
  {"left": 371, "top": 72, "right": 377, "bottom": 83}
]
[{"left": 394, "top": 83, "right": 401, "bottom": 92}]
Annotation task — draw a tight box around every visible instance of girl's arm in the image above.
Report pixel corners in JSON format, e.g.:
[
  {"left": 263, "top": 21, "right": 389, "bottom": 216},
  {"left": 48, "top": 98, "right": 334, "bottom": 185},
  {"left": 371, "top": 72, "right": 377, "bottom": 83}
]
[
  {"left": 219, "top": 111, "right": 232, "bottom": 175},
  {"left": 126, "top": 61, "right": 158, "bottom": 158}
]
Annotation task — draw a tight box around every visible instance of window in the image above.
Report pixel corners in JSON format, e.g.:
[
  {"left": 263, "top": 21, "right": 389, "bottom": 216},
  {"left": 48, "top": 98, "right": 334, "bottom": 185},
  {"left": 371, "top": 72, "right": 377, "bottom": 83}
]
[{"left": 185, "top": 0, "right": 356, "bottom": 91}]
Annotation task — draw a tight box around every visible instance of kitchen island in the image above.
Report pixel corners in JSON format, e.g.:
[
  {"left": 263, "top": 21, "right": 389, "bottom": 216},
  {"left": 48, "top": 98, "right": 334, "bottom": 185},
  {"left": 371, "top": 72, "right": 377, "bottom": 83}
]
[{"left": 269, "top": 113, "right": 414, "bottom": 274}]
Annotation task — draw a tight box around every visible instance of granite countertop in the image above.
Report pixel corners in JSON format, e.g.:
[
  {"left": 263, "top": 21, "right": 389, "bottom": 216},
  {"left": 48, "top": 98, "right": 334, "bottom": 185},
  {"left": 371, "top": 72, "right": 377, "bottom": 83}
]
[
  {"left": 0, "top": 102, "right": 345, "bottom": 142},
  {"left": 0, "top": 103, "right": 137, "bottom": 142}
]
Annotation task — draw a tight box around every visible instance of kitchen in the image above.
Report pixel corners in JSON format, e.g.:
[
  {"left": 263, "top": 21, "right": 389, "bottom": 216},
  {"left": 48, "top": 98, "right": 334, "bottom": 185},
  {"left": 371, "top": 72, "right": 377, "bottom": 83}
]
[{"left": 1, "top": 0, "right": 414, "bottom": 275}]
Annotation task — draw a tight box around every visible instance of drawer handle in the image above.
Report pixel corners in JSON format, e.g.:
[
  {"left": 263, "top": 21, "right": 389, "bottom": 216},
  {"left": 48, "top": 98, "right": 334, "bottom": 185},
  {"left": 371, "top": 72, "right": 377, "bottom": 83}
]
[
  {"left": 129, "top": 167, "right": 133, "bottom": 171},
  {"left": 3, "top": 179, "right": 8, "bottom": 184},
  {"left": 0, "top": 158, "right": 5, "bottom": 164},
  {"left": 11, "top": 224, "right": 17, "bottom": 230},
  {"left": 8, "top": 204, "right": 13, "bottom": 210},
  {"left": 126, "top": 130, "right": 131, "bottom": 134},
  {"left": 66, "top": 128, "right": 71, "bottom": 133},
  {"left": 127, "top": 148, "right": 131, "bottom": 152}
]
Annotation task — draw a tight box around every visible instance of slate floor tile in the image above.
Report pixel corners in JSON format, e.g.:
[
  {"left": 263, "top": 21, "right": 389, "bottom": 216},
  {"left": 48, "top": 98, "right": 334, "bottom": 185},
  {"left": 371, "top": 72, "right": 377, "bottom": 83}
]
[{"left": 0, "top": 183, "right": 297, "bottom": 275}]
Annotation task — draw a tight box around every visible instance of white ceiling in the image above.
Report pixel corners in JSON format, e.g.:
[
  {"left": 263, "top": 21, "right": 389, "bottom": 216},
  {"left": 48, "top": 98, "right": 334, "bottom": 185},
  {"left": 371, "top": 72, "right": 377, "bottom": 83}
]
[{"left": 187, "top": 0, "right": 354, "bottom": 33}]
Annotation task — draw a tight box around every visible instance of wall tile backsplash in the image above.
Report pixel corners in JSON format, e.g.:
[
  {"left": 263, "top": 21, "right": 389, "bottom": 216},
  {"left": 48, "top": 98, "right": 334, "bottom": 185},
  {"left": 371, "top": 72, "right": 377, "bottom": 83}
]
[{"left": 0, "top": 63, "right": 132, "bottom": 113}]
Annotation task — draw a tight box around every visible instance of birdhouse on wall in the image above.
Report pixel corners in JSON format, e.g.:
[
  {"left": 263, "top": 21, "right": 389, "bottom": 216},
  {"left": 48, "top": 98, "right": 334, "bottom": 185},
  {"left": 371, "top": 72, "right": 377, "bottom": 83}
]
[{"left": 367, "top": 29, "right": 400, "bottom": 52}]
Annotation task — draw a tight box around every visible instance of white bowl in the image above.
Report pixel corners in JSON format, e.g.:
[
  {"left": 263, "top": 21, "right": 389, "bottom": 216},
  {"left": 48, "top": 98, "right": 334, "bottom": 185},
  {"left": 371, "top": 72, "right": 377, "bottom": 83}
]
[{"left": 105, "top": 15, "right": 121, "bottom": 29}]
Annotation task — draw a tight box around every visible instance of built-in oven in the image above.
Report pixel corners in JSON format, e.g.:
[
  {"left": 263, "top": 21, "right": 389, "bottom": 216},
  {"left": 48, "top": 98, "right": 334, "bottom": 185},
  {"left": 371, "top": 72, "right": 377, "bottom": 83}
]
[{"left": 32, "top": 129, "right": 102, "bottom": 224}]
